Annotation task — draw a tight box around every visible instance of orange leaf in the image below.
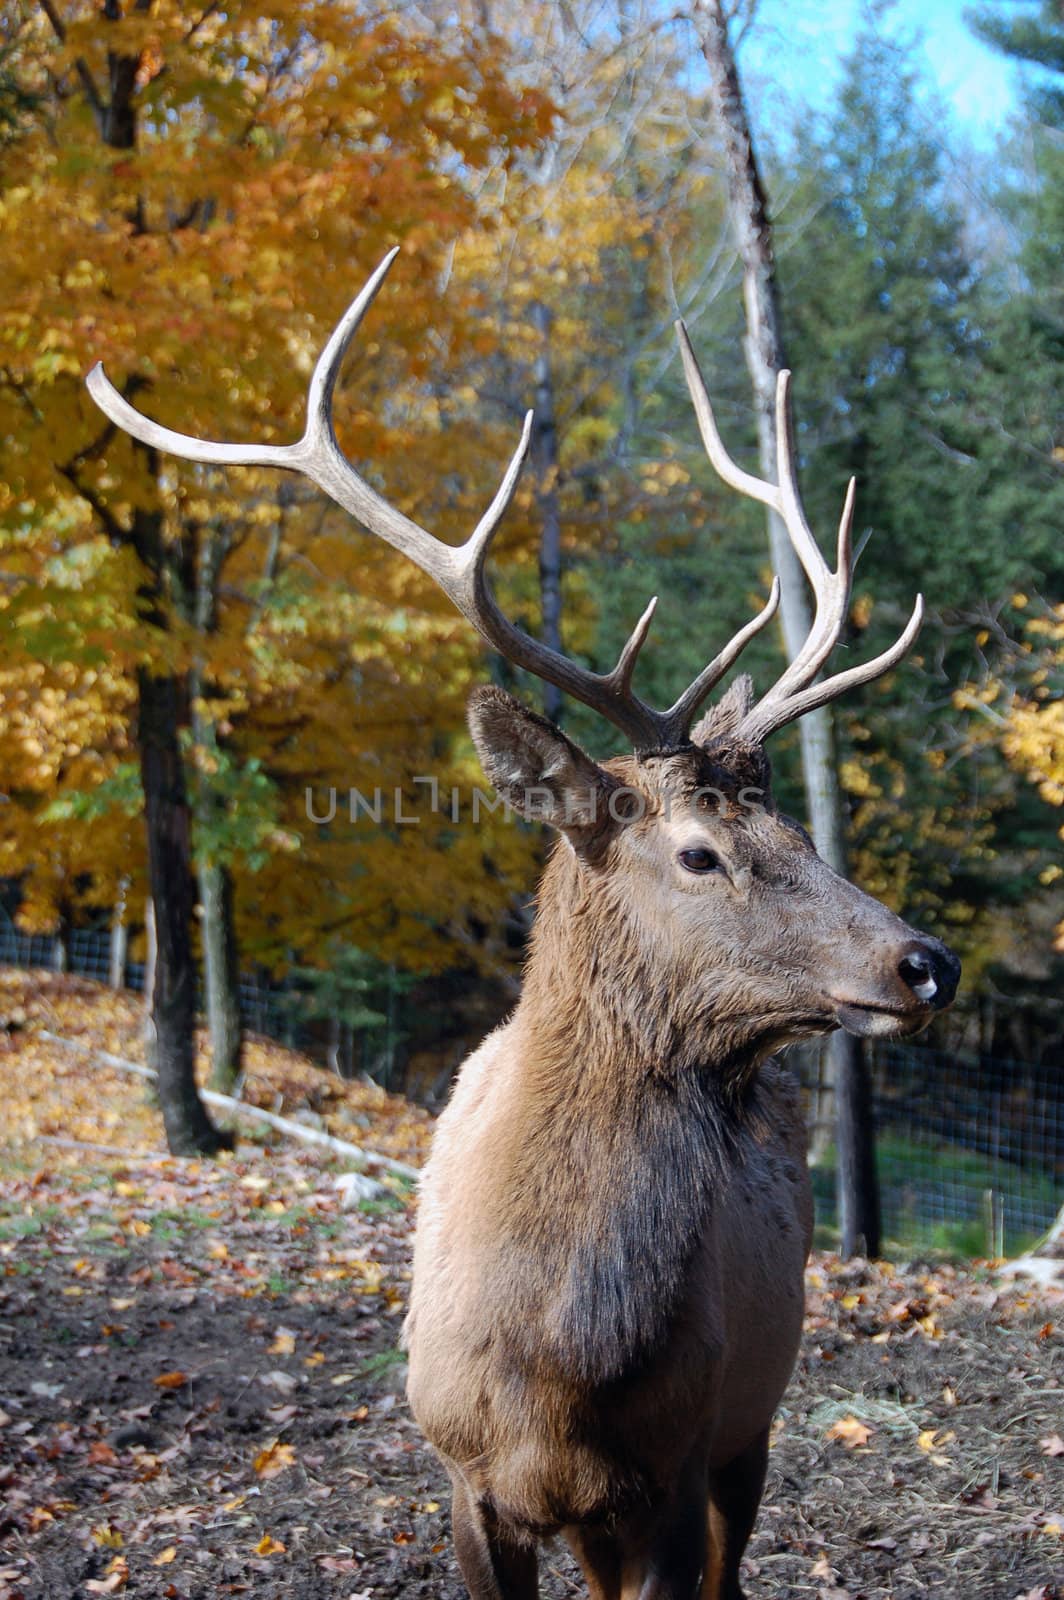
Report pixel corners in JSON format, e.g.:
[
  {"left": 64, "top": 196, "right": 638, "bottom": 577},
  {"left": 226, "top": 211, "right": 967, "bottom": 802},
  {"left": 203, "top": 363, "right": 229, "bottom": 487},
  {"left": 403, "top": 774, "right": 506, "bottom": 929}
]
[
  {"left": 153, "top": 1371, "right": 187, "bottom": 1390},
  {"left": 825, "top": 1415, "right": 873, "bottom": 1449},
  {"left": 253, "top": 1439, "right": 297, "bottom": 1479}
]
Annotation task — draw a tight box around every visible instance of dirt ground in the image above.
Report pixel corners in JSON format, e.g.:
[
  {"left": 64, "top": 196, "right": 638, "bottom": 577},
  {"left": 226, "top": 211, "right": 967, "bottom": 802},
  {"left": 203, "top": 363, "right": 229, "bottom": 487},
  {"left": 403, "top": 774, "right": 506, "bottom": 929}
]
[
  {"left": 0, "top": 971, "right": 1061, "bottom": 1598},
  {"left": 0, "top": 1149, "right": 1061, "bottom": 1600}
]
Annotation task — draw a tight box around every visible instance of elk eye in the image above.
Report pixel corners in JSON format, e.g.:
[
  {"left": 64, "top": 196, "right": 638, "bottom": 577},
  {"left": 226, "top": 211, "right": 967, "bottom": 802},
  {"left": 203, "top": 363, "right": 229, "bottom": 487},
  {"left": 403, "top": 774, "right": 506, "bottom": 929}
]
[{"left": 678, "top": 847, "right": 722, "bottom": 875}]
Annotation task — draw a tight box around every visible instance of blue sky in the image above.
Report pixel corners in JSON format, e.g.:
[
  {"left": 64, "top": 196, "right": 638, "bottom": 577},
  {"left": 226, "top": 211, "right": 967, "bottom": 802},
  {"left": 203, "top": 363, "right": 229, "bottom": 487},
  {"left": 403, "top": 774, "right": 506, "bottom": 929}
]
[{"left": 736, "top": 0, "right": 1023, "bottom": 149}]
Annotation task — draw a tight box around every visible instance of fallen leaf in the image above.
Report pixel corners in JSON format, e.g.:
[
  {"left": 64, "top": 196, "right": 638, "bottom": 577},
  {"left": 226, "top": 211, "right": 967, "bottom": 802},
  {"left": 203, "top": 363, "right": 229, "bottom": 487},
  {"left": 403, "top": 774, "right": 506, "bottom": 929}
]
[
  {"left": 317, "top": 1555, "right": 360, "bottom": 1574},
  {"left": 86, "top": 1556, "right": 129, "bottom": 1593},
  {"left": 254, "top": 1534, "right": 286, "bottom": 1556},
  {"left": 152, "top": 1372, "right": 187, "bottom": 1390},
  {"left": 1039, "top": 1434, "right": 1064, "bottom": 1458},
  {"left": 268, "top": 1330, "right": 296, "bottom": 1356},
  {"left": 152, "top": 1547, "right": 177, "bottom": 1566},
  {"left": 825, "top": 1415, "right": 873, "bottom": 1449},
  {"left": 260, "top": 1370, "right": 297, "bottom": 1394},
  {"left": 253, "top": 1439, "right": 297, "bottom": 1479}
]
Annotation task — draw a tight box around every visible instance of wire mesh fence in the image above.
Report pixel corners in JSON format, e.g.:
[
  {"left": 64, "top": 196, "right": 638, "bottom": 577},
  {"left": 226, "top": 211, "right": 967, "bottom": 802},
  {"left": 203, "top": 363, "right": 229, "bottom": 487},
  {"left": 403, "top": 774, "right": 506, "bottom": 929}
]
[
  {"left": 790, "top": 1040, "right": 1062, "bottom": 1255},
  {"left": 1, "top": 915, "right": 1061, "bottom": 1255},
  {"left": 0, "top": 919, "right": 315, "bottom": 1046}
]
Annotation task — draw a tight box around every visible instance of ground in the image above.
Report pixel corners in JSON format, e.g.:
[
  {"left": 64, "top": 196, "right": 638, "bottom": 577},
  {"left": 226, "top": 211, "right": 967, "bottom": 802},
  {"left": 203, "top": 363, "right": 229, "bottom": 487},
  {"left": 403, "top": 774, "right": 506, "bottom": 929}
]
[{"left": 0, "top": 972, "right": 1061, "bottom": 1600}]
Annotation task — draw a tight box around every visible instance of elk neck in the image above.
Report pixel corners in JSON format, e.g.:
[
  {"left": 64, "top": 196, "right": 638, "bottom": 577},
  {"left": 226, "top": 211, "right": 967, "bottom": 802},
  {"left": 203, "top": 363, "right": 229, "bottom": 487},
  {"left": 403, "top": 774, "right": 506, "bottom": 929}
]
[{"left": 490, "top": 835, "right": 766, "bottom": 1387}]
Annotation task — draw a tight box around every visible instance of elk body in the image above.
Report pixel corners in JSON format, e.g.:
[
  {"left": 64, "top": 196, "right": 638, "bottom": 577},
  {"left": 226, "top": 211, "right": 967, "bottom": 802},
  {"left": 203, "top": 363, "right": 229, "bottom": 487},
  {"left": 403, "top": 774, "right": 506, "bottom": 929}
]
[{"left": 88, "top": 252, "right": 961, "bottom": 1600}]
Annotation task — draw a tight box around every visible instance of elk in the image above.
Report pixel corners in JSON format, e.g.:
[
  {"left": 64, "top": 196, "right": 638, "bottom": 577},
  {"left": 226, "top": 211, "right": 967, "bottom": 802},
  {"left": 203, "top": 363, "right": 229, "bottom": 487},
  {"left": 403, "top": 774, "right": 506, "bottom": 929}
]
[{"left": 88, "top": 250, "right": 961, "bottom": 1599}]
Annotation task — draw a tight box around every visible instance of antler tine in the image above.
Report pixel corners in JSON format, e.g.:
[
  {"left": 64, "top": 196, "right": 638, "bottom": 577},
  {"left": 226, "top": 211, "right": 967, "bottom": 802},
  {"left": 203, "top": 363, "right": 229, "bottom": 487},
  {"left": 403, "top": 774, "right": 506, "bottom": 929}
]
[
  {"left": 611, "top": 597, "right": 659, "bottom": 696},
  {"left": 86, "top": 367, "right": 300, "bottom": 471},
  {"left": 660, "top": 577, "right": 781, "bottom": 746},
  {"left": 739, "top": 594, "right": 925, "bottom": 746},
  {"left": 460, "top": 410, "right": 536, "bottom": 583},
  {"left": 676, "top": 322, "right": 781, "bottom": 515},
  {"left": 760, "top": 474, "right": 857, "bottom": 706},
  {"left": 303, "top": 246, "right": 400, "bottom": 447},
  {"left": 773, "top": 370, "right": 830, "bottom": 590}
]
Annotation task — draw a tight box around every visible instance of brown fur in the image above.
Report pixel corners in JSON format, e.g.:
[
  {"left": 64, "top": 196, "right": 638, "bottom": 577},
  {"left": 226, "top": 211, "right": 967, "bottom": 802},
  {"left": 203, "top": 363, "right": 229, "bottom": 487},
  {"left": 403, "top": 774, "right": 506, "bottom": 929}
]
[{"left": 405, "top": 685, "right": 959, "bottom": 1599}]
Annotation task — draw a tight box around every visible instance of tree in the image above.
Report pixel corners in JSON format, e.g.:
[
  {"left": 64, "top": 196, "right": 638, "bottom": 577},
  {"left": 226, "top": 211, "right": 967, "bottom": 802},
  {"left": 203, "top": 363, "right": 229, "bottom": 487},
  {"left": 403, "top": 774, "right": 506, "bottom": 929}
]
[{"left": 0, "top": 1, "right": 547, "bottom": 1149}]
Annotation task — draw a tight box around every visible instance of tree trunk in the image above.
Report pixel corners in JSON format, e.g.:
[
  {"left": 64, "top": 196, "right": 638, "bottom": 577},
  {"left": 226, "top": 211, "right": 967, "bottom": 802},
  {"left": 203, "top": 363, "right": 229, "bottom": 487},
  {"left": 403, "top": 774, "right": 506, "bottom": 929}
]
[
  {"left": 137, "top": 656, "right": 227, "bottom": 1153},
  {"left": 71, "top": 12, "right": 227, "bottom": 1155},
  {"left": 198, "top": 859, "right": 244, "bottom": 1093},
  {"left": 690, "top": 0, "right": 879, "bottom": 1256},
  {"left": 530, "top": 298, "right": 564, "bottom": 724},
  {"left": 191, "top": 521, "right": 244, "bottom": 1094}
]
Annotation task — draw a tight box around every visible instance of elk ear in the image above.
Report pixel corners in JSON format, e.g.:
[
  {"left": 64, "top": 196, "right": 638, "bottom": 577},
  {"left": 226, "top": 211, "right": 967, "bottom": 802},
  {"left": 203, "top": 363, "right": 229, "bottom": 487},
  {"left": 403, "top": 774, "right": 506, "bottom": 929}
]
[
  {"left": 468, "top": 685, "right": 619, "bottom": 852},
  {"left": 690, "top": 674, "right": 756, "bottom": 748}
]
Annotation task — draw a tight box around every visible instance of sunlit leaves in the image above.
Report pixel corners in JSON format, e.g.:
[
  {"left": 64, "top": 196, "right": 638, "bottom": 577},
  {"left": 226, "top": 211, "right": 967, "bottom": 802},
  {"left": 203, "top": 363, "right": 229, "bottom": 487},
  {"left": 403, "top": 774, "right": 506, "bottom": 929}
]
[{"left": 0, "top": 0, "right": 549, "bottom": 969}]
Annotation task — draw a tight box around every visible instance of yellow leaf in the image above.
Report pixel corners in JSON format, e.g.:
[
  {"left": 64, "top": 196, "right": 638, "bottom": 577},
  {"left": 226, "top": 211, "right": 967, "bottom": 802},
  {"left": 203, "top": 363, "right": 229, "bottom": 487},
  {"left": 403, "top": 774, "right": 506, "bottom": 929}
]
[
  {"left": 152, "top": 1547, "right": 177, "bottom": 1566},
  {"left": 825, "top": 1415, "right": 873, "bottom": 1449},
  {"left": 268, "top": 1331, "right": 296, "bottom": 1356},
  {"left": 254, "top": 1534, "right": 286, "bottom": 1556}
]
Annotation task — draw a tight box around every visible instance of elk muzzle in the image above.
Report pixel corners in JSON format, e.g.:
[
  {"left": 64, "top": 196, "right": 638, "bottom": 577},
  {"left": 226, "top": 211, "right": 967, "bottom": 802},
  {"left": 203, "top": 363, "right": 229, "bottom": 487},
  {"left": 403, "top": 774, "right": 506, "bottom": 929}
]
[{"left": 832, "top": 932, "right": 961, "bottom": 1038}]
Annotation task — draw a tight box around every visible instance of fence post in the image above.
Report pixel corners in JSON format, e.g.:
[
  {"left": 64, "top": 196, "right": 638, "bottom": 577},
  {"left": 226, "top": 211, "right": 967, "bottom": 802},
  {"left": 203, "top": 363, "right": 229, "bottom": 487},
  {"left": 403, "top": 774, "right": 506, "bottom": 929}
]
[{"left": 110, "top": 878, "right": 129, "bottom": 990}]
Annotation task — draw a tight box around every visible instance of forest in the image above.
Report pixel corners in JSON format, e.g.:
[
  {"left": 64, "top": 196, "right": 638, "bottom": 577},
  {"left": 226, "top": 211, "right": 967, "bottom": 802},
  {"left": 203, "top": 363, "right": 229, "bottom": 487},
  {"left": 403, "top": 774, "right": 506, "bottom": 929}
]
[
  {"left": 1, "top": 1, "right": 1062, "bottom": 1100},
  {"left": 0, "top": 1, "right": 1062, "bottom": 1595}
]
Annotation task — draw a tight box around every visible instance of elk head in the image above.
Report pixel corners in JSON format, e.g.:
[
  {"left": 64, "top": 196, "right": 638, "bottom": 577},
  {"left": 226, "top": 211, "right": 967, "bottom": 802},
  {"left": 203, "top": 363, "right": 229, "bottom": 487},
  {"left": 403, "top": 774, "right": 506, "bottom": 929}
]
[{"left": 87, "top": 250, "right": 960, "bottom": 1061}]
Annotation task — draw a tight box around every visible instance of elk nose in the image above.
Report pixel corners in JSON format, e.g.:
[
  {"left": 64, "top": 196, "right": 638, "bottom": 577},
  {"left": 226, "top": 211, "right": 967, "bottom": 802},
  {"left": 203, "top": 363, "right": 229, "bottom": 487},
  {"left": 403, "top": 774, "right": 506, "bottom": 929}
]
[{"left": 897, "top": 940, "right": 960, "bottom": 1009}]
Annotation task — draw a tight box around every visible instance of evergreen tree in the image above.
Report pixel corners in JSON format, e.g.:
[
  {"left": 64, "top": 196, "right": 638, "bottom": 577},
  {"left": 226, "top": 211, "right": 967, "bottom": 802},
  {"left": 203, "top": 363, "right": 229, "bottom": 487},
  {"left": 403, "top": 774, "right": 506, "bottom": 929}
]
[{"left": 763, "top": 26, "right": 1061, "bottom": 985}]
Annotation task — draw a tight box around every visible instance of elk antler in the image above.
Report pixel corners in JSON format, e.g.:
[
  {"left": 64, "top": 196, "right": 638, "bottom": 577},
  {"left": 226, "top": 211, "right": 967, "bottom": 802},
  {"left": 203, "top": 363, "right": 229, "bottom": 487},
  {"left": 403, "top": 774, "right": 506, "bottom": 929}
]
[
  {"left": 87, "top": 249, "right": 779, "bottom": 752},
  {"left": 676, "top": 324, "right": 923, "bottom": 747}
]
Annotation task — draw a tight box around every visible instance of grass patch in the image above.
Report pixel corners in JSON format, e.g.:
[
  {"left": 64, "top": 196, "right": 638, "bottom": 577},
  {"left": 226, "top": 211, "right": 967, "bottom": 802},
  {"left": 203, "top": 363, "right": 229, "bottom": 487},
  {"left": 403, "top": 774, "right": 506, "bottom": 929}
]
[
  {"left": 811, "top": 1133, "right": 1059, "bottom": 1257},
  {"left": 358, "top": 1347, "right": 406, "bottom": 1380},
  {"left": 357, "top": 1195, "right": 406, "bottom": 1216}
]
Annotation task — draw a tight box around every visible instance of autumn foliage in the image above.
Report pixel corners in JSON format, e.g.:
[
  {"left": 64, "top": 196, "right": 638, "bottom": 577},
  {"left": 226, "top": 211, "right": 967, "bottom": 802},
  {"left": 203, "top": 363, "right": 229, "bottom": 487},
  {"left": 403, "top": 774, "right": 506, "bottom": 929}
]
[{"left": 0, "top": 0, "right": 1061, "bottom": 1100}]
